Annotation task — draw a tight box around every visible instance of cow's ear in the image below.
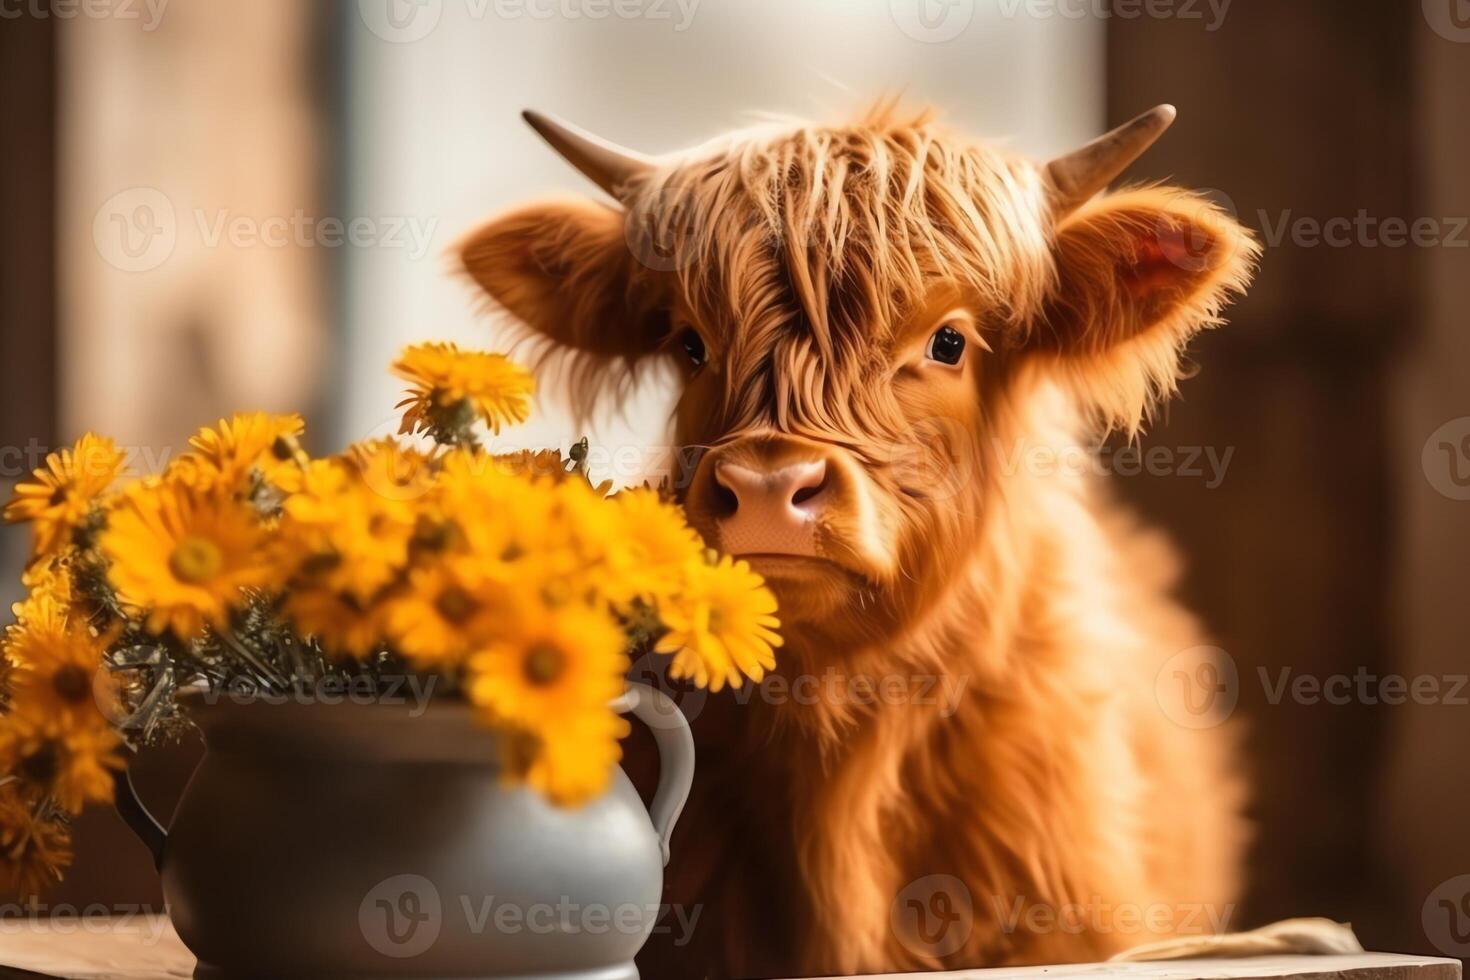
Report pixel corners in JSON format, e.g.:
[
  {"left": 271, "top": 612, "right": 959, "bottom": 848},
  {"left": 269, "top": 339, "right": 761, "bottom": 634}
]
[
  {"left": 1032, "top": 187, "right": 1259, "bottom": 432},
  {"left": 457, "top": 199, "right": 667, "bottom": 359}
]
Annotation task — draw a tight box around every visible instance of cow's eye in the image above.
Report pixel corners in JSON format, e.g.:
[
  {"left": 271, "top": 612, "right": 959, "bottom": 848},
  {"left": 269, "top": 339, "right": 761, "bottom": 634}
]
[
  {"left": 678, "top": 328, "right": 707, "bottom": 367},
  {"left": 926, "top": 324, "right": 967, "bottom": 366}
]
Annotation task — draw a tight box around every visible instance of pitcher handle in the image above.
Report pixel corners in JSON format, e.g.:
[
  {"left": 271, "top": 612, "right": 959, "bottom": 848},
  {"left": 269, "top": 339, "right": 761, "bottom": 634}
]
[
  {"left": 617, "top": 683, "right": 695, "bottom": 867},
  {"left": 113, "top": 768, "right": 168, "bottom": 870}
]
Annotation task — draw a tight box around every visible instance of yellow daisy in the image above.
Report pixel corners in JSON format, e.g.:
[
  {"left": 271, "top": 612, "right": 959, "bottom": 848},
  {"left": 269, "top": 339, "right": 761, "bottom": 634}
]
[
  {"left": 4, "top": 433, "right": 125, "bottom": 557},
  {"left": 182, "top": 412, "right": 307, "bottom": 494},
  {"left": 600, "top": 487, "right": 704, "bottom": 607},
  {"left": 0, "top": 788, "right": 73, "bottom": 898},
  {"left": 3, "top": 612, "right": 110, "bottom": 723},
  {"left": 393, "top": 342, "right": 534, "bottom": 439},
  {"left": 432, "top": 452, "right": 580, "bottom": 592},
  {"left": 468, "top": 598, "right": 629, "bottom": 727},
  {"left": 277, "top": 459, "right": 415, "bottom": 603},
  {"left": 101, "top": 479, "right": 270, "bottom": 638},
  {"left": 347, "top": 438, "right": 436, "bottom": 504},
  {"left": 0, "top": 701, "right": 123, "bottom": 815},
  {"left": 11, "top": 561, "right": 73, "bottom": 629},
  {"left": 499, "top": 709, "right": 629, "bottom": 807},
  {"left": 383, "top": 559, "right": 506, "bottom": 668},
  {"left": 281, "top": 588, "right": 387, "bottom": 660},
  {"left": 656, "top": 555, "right": 783, "bottom": 692}
]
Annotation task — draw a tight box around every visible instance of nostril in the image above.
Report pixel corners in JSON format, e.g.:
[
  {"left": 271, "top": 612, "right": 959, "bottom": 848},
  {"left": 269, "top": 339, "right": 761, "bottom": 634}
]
[
  {"left": 791, "top": 483, "right": 823, "bottom": 506},
  {"left": 712, "top": 479, "right": 739, "bottom": 517},
  {"left": 787, "top": 460, "right": 829, "bottom": 510},
  {"left": 711, "top": 463, "right": 744, "bottom": 517}
]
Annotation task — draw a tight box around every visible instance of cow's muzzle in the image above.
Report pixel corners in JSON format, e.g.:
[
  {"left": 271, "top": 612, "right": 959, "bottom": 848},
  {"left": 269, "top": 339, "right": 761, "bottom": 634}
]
[{"left": 685, "top": 434, "right": 845, "bottom": 559}]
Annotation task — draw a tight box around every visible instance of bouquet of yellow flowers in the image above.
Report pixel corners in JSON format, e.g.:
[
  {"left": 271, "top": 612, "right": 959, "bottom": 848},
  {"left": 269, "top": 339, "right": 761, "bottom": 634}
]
[{"left": 0, "top": 343, "right": 781, "bottom": 897}]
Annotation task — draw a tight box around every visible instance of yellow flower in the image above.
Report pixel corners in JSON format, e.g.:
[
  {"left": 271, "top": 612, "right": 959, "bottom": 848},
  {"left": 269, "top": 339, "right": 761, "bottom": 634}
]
[
  {"left": 0, "top": 701, "right": 122, "bottom": 815},
  {"left": 0, "top": 787, "right": 73, "bottom": 898},
  {"left": 601, "top": 488, "right": 704, "bottom": 606},
  {"left": 281, "top": 588, "right": 387, "bottom": 660},
  {"left": 347, "top": 438, "right": 436, "bottom": 504},
  {"left": 499, "top": 708, "right": 629, "bottom": 807},
  {"left": 101, "top": 479, "right": 270, "bottom": 638},
  {"left": 383, "top": 558, "right": 508, "bottom": 668},
  {"left": 469, "top": 599, "right": 629, "bottom": 726},
  {"left": 656, "top": 555, "right": 782, "bottom": 692},
  {"left": 182, "top": 412, "right": 307, "bottom": 494},
  {"left": 278, "top": 459, "right": 415, "bottom": 603},
  {"left": 3, "top": 611, "right": 111, "bottom": 724},
  {"left": 393, "top": 342, "right": 534, "bottom": 439},
  {"left": 432, "top": 451, "right": 578, "bottom": 590},
  {"left": 11, "top": 562, "right": 73, "bottom": 629},
  {"left": 4, "top": 434, "right": 125, "bottom": 557}
]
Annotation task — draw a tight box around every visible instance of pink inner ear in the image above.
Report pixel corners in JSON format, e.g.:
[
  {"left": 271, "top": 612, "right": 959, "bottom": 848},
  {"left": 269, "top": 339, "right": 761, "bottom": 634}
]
[{"left": 1120, "top": 221, "right": 1219, "bottom": 296}]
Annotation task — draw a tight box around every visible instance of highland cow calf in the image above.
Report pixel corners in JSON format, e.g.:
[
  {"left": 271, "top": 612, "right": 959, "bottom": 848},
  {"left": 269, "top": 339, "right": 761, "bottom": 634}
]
[{"left": 459, "top": 103, "right": 1258, "bottom": 978}]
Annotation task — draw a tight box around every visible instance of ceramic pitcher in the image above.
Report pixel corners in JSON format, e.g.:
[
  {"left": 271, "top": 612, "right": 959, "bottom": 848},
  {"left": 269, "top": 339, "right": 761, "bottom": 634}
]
[{"left": 115, "top": 683, "right": 693, "bottom": 980}]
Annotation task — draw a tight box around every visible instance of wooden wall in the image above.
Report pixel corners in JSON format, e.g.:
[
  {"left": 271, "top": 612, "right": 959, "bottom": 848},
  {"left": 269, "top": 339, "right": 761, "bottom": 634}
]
[
  {"left": 0, "top": 8, "right": 58, "bottom": 609},
  {"left": 1105, "top": 0, "right": 1427, "bottom": 953}
]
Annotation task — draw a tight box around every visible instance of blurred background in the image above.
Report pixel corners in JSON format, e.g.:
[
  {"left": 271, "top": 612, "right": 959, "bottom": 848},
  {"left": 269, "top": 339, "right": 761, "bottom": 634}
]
[{"left": 1, "top": 0, "right": 1467, "bottom": 964}]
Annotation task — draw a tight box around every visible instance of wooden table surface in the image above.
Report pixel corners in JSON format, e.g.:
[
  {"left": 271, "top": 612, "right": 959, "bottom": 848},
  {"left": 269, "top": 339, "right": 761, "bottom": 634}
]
[{"left": 0, "top": 917, "right": 1458, "bottom": 980}]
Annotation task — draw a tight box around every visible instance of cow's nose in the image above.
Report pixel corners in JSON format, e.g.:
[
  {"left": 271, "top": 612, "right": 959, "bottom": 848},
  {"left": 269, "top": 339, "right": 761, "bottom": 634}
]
[{"left": 713, "top": 459, "right": 828, "bottom": 556}]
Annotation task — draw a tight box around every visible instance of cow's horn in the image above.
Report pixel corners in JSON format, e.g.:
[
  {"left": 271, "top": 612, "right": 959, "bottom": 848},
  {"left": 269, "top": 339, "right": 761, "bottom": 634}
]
[
  {"left": 1044, "top": 104, "right": 1176, "bottom": 216},
  {"left": 522, "top": 109, "right": 653, "bottom": 199}
]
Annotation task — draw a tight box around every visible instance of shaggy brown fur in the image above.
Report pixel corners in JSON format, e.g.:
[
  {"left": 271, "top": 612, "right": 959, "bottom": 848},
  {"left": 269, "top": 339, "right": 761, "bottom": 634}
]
[{"left": 459, "top": 104, "right": 1259, "bottom": 978}]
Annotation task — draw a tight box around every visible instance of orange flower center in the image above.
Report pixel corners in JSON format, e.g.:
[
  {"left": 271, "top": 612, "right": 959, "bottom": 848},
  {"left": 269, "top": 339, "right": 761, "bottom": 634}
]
[
  {"left": 20, "top": 742, "right": 59, "bottom": 785},
  {"left": 51, "top": 665, "right": 92, "bottom": 704},
  {"left": 522, "top": 644, "right": 565, "bottom": 686},
  {"left": 434, "top": 585, "right": 478, "bottom": 626},
  {"left": 169, "top": 535, "right": 225, "bottom": 584}
]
